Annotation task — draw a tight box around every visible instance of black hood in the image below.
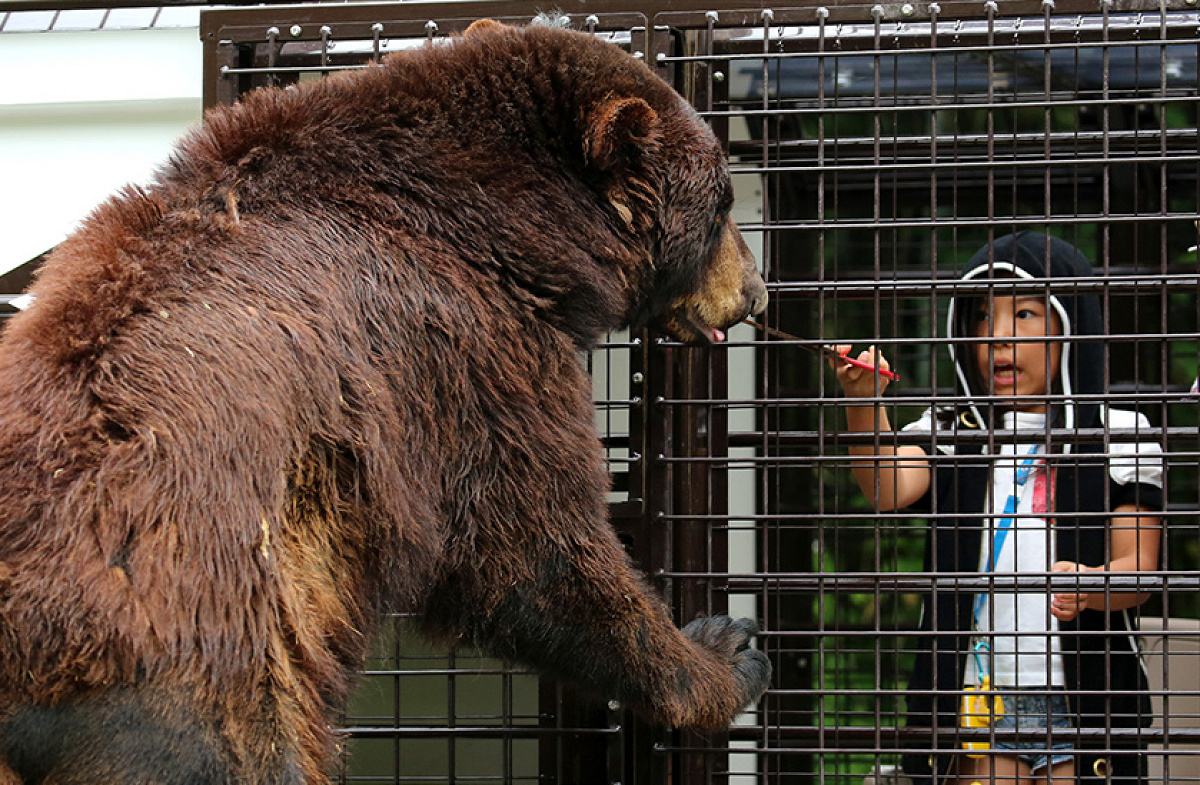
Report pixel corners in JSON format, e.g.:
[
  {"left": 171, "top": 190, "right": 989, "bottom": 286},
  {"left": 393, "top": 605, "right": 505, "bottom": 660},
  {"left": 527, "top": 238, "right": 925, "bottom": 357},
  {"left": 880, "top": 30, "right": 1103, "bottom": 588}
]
[{"left": 946, "top": 232, "right": 1103, "bottom": 431}]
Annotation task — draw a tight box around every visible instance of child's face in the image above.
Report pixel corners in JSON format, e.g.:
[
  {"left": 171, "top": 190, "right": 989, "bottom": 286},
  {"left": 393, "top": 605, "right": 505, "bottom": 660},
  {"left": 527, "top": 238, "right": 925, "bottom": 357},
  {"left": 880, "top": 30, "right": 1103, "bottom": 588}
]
[{"left": 971, "top": 295, "right": 1063, "bottom": 412}]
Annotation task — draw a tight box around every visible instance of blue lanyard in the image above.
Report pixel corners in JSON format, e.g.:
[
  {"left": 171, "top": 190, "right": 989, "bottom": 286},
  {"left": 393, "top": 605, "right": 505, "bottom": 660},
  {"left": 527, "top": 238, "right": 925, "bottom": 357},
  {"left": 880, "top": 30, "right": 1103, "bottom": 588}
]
[{"left": 972, "top": 444, "right": 1043, "bottom": 632}]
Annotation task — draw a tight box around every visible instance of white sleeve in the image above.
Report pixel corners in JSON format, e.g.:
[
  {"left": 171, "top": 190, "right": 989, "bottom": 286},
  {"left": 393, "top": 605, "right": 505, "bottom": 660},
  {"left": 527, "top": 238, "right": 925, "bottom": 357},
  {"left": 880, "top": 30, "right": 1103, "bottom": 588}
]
[
  {"left": 901, "top": 407, "right": 956, "bottom": 455},
  {"left": 1106, "top": 409, "right": 1165, "bottom": 489}
]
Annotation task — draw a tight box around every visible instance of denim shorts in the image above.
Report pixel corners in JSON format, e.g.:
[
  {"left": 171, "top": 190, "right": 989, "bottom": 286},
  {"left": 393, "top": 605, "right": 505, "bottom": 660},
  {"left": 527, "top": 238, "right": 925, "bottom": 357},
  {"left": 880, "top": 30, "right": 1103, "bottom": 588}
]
[{"left": 992, "top": 690, "right": 1073, "bottom": 773}]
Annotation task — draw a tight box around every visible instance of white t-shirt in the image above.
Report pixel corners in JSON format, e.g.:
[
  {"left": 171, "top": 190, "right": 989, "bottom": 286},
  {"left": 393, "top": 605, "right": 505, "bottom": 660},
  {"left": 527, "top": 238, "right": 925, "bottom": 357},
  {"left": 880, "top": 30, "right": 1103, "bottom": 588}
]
[{"left": 902, "top": 407, "right": 1164, "bottom": 688}]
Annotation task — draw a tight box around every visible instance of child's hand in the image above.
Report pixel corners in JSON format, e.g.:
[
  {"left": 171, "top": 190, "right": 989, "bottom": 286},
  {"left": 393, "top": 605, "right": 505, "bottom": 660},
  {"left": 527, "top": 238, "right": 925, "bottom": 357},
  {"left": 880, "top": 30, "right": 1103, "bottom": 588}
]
[
  {"left": 830, "top": 345, "right": 892, "bottom": 398},
  {"left": 1050, "top": 561, "right": 1096, "bottom": 621}
]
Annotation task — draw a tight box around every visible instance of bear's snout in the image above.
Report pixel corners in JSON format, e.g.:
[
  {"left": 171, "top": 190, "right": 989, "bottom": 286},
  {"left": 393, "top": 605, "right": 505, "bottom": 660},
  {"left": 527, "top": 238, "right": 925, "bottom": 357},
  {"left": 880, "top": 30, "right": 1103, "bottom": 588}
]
[
  {"left": 720, "top": 215, "right": 768, "bottom": 325},
  {"left": 663, "top": 216, "right": 767, "bottom": 344}
]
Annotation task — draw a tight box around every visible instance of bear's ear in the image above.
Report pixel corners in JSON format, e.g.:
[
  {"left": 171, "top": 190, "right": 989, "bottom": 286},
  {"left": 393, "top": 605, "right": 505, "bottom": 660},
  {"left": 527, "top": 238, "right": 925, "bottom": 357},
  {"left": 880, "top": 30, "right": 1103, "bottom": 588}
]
[
  {"left": 583, "top": 97, "right": 660, "bottom": 172},
  {"left": 464, "top": 19, "right": 504, "bottom": 36}
]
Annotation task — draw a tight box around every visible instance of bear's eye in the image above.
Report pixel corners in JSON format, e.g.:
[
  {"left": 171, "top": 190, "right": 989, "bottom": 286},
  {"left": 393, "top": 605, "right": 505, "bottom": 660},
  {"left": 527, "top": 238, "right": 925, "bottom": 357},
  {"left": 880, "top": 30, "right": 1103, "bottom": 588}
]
[
  {"left": 704, "top": 189, "right": 735, "bottom": 249},
  {"left": 706, "top": 213, "right": 726, "bottom": 247}
]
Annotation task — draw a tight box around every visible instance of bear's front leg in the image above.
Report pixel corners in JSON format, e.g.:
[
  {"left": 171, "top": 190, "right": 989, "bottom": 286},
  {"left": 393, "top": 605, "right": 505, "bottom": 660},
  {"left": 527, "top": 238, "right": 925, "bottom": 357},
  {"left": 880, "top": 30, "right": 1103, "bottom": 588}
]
[{"left": 423, "top": 519, "right": 770, "bottom": 730}]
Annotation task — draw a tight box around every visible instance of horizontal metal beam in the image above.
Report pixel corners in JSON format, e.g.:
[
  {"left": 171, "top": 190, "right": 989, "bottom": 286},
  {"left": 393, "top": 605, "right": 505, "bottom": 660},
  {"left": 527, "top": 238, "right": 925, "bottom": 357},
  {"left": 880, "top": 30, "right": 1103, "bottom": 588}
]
[{"left": 0, "top": 0, "right": 284, "bottom": 13}]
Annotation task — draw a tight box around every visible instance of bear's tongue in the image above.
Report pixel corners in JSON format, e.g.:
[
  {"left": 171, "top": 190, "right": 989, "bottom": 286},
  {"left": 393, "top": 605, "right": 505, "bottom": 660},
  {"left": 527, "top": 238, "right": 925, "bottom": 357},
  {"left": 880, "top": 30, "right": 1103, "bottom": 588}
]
[{"left": 685, "top": 313, "right": 727, "bottom": 344}]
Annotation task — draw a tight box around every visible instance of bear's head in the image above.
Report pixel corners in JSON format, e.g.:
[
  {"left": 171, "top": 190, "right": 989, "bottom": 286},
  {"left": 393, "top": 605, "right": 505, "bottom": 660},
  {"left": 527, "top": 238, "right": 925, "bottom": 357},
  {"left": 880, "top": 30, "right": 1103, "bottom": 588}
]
[
  {"left": 579, "top": 80, "right": 769, "bottom": 346},
  {"left": 459, "top": 19, "right": 768, "bottom": 346}
]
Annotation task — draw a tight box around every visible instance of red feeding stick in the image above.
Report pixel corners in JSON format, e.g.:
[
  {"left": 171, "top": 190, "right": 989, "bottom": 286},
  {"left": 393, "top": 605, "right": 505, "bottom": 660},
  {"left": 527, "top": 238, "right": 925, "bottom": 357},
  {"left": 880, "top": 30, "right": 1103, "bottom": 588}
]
[{"left": 741, "top": 319, "right": 901, "bottom": 382}]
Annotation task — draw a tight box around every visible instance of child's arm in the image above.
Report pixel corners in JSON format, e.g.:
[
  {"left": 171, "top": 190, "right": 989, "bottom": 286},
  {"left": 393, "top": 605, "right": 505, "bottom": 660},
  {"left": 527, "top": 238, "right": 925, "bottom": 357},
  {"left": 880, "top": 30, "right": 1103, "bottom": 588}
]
[
  {"left": 831, "top": 346, "right": 931, "bottom": 512},
  {"left": 1049, "top": 504, "right": 1162, "bottom": 621}
]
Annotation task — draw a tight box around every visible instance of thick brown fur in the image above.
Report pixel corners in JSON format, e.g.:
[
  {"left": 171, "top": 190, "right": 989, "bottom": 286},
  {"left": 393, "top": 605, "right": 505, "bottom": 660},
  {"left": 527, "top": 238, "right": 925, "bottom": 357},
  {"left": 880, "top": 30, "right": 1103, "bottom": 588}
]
[{"left": 0, "top": 21, "right": 768, "bottom": 784}]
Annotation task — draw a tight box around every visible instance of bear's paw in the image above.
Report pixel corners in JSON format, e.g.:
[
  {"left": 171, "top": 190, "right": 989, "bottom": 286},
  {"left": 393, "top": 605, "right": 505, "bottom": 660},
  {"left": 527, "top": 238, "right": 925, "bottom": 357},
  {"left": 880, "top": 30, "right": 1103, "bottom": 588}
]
[{"left": 681, "top": 615, "right": 771, "bottom": 718}]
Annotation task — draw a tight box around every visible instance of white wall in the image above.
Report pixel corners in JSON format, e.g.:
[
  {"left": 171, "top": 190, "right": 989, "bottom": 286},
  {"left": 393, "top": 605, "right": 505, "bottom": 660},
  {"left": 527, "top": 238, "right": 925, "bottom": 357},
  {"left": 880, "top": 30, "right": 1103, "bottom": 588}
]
[{"left": 0, "top": 25, "right": 203, "bottom": 276}]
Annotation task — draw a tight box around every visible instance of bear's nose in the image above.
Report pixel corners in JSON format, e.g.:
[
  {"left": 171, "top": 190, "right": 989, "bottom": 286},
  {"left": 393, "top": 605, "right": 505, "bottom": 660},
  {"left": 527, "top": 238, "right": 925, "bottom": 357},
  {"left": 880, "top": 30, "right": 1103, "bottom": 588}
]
[{"left": 747, "top": 287, "right": 769, "bottom": 317}]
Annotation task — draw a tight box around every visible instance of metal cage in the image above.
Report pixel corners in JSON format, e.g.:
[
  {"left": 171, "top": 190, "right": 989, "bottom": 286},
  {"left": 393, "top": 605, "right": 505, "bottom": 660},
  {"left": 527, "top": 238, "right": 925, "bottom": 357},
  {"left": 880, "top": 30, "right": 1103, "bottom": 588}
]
[{"left": 196, "top": 1, "right": 1200, "bottom": 782}]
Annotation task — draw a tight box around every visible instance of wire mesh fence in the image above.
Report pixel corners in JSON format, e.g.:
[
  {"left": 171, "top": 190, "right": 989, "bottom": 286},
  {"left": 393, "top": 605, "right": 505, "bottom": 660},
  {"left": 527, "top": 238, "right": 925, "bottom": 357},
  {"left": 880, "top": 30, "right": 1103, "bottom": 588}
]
[{"left": 177, "top": 0, "right": 1200, "bottom": 781}]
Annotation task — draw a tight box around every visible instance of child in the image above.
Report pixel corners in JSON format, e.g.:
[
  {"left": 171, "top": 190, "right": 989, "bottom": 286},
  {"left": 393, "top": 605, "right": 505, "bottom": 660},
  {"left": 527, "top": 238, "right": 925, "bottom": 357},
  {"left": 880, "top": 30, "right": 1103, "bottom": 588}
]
[{"left": 833, "top": 233, "right": 1164, "bottom": 785}]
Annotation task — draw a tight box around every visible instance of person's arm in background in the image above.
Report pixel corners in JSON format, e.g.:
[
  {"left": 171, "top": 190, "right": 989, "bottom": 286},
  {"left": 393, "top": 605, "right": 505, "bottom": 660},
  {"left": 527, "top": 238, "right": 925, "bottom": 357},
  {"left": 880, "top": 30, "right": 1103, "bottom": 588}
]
[
  {"left": 832, "top": 345, "right": 931, "bottom": 512},
  {"left": 1050, "top": 506, "right": 1162, "bottom": 620}
]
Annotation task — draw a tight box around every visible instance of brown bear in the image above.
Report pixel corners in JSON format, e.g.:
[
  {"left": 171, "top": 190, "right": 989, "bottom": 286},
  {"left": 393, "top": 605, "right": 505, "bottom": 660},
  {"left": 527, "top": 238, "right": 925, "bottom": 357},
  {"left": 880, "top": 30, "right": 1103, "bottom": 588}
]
[{"left": 0, "top": 19, "right": 770, "bottom": 784}]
